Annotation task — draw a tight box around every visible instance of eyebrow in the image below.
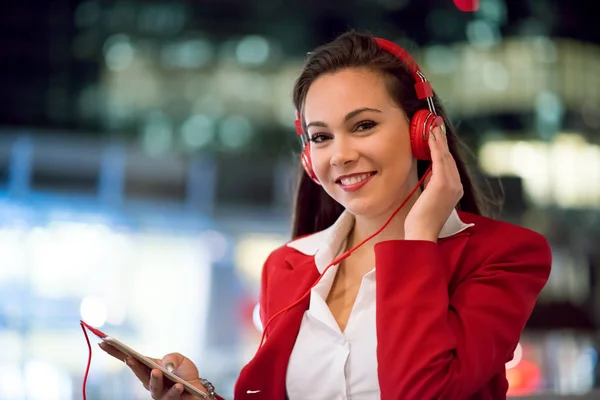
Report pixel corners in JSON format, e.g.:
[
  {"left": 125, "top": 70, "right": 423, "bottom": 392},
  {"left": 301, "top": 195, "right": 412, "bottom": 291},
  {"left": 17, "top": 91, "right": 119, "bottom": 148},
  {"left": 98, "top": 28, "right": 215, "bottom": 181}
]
[{"left": 305, "top": 107, "right": 382, "bottom": 129}]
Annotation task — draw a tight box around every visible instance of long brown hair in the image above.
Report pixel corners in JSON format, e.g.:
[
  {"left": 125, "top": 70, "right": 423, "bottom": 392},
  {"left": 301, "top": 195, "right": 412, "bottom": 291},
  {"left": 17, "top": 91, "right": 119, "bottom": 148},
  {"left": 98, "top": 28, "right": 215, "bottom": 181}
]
[{"left": 291, "top": 31, "right": 487, "bottom": 239}]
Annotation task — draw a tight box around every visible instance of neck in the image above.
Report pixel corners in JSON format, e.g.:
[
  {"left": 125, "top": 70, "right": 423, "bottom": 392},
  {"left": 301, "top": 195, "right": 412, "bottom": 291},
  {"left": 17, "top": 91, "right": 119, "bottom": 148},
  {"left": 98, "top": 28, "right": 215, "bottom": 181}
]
[{"left": 348, "top": 186, "right": 421, "bottom": 250}]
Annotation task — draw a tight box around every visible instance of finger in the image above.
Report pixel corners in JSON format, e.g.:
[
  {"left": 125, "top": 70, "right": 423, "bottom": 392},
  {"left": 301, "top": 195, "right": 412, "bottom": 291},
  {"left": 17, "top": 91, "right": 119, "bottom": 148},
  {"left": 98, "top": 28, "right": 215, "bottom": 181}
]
[
  {"left": 440, "top": 122, "right": 447, "bottom": 136},
  {"left": 125, "top": 357, "right": 152, "bottom": 390},
  {"left": 434, "top": 125, "right": 449, "bottom": 152},
  {"left": 162, "top": 383, "right": 184, "bottom": 400},
  {"left": 431, "top": 124, "right": 462, "bottom": 193},
  {"left": 98, "top": 342, "right": 127, "bottom": 362},
  {"left": 428, "top": 126, "right": 445, "bottom": 171},
  {"left": 149, "top": 368, "right": 165, "bottom": 399},
  {"left": 161, "top": 353, "right": 185, "bottom": 372},
  {"left": 441, "top": 124, "right": 450, "bottom": 152},
  {"left": 161, "top": 353, "right": 197, "bottom": 379}
]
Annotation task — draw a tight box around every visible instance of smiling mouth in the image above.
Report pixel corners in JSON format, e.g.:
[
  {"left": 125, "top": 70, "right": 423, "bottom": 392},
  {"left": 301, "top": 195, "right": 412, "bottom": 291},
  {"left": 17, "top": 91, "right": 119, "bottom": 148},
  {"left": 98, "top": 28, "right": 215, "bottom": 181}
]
[{"left": 336, "top": 172, "right": 376, "bottom": 186}]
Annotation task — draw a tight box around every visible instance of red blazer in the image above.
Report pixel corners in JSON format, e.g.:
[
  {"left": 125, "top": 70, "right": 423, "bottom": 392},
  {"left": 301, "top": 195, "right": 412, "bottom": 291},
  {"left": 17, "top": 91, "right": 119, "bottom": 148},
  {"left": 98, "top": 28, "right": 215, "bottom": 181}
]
[{"left": 232, "top": 211, "right": 552, "bottom": 399}]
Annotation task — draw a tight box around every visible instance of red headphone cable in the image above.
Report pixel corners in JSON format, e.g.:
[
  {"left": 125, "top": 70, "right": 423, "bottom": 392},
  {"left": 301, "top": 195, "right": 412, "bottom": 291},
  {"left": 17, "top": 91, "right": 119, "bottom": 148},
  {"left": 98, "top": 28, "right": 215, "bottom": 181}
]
[
  {"left": 258, "top": 165, "right": 432, "bottom": 348},
  {"left": 80, "top": 320, "right": 107, "bottom": 400}
]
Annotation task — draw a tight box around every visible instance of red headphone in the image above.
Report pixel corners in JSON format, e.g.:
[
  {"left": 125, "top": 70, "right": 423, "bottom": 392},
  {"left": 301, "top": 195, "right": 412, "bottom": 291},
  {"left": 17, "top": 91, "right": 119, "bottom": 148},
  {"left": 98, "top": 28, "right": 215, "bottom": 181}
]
[{"left": 294, "top": 37, "right": 444, "bottom": 185}]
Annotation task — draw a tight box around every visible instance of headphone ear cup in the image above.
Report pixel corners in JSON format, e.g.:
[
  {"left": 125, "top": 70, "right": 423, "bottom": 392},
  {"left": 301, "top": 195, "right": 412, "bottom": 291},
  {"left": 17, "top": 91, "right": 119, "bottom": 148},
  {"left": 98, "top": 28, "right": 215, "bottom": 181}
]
[
  {"left": 300, "top": 145, "right": 321, "bottom": 185},
  {"left": 410, "top": 110, "right": 437, "bottom": 160}
]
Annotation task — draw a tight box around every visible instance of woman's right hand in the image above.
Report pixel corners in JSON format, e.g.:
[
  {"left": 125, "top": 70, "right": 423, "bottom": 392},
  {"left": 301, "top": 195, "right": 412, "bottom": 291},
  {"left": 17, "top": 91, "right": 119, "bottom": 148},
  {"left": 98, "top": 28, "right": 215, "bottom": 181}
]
[{"left": 99, "top": 342, "right": 209, "bottom": 399}]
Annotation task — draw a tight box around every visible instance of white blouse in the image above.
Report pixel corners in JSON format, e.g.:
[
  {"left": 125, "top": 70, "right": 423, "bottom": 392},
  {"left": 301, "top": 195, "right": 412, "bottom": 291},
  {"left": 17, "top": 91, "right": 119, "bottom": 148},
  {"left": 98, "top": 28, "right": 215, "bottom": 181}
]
[{"left": 284, "top": 210, "right": 474, "bottom": 400}]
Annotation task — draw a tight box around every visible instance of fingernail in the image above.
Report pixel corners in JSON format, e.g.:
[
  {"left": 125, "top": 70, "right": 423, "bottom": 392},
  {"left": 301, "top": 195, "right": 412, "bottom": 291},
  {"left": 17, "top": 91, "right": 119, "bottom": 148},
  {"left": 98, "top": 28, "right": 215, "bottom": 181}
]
[
  {"left": 165, "top": 362, "right": 175, "bottom": 373},
  {"left": 174, "top": 384, "right": 183, "bottom": 393},
  {"left": 429, "top": 131, "right": 437, "bottom": 141},
  {"left": 440, "top": 123, "right": 447, "bottom": 135}
]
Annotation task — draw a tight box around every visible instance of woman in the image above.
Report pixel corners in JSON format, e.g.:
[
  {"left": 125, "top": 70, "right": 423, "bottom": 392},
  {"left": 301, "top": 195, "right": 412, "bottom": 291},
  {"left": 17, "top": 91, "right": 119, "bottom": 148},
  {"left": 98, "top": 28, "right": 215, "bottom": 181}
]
[{"left": 101, "top": 31, "right": 552, "bottom": 399}]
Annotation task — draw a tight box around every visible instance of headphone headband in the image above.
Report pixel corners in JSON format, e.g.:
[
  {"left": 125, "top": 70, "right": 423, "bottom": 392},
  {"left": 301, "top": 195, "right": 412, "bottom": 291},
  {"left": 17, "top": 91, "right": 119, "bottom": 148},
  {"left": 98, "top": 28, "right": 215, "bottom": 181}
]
[
  {"left": 374, "top": 38, "right": 433, "bottom": 101},
  {"left": 374, "top": 38, "right": 420, "bottom": 78}
]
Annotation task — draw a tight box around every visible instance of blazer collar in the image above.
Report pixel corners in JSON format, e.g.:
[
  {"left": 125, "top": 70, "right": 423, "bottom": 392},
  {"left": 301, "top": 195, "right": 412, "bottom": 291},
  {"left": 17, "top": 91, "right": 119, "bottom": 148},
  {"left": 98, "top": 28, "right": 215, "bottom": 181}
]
[{"left": 287, "top": 209, "right": 474, "bottom": 273}]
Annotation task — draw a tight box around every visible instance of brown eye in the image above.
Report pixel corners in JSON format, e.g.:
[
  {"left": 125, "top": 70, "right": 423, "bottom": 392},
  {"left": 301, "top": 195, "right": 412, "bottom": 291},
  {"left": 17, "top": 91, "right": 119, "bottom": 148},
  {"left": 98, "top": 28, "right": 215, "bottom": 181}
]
[
  {"left": 354, "top": 120, "right": 377, "bottom": 131},
  {"left": 309, "top": 133, "right": 331, "bottom": 143}
]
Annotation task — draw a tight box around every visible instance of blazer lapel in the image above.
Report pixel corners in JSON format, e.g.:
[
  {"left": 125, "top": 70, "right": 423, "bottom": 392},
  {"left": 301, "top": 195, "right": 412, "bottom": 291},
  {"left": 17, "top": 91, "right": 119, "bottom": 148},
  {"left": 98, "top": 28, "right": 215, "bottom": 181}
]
[{"left": 235, "top": 252, "right": 319, "bottom": 399}]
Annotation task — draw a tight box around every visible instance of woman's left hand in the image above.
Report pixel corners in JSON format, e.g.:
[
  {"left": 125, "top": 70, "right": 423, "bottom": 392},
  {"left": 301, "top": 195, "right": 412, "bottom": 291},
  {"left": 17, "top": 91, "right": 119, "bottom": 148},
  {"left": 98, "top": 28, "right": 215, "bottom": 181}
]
[{"left": 404, "top": 124, "right": 464, "bottom": 242}]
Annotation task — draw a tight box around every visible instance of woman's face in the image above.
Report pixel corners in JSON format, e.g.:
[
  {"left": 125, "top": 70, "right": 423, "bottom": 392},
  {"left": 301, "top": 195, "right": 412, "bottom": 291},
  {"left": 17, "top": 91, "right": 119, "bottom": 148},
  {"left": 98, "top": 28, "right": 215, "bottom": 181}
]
[{"left": 303, "top": 67, "right": 418, "bottom": 218}]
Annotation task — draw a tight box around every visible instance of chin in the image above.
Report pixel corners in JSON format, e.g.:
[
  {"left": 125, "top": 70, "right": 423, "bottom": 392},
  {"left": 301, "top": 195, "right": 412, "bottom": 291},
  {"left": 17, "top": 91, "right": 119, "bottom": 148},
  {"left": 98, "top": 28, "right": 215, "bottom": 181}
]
[
  {"left": 336, "top": 189, "right": 407, "bottom": 220},
  {"left": 338, "top": 196, "right": 384, "bottom": 218}
]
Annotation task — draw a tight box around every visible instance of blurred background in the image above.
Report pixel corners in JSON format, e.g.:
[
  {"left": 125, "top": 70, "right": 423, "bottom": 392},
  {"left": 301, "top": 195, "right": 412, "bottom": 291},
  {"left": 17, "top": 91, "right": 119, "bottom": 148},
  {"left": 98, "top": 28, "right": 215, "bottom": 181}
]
[{"left": 0, "top": 0, "right": 599, "bottom": 398}]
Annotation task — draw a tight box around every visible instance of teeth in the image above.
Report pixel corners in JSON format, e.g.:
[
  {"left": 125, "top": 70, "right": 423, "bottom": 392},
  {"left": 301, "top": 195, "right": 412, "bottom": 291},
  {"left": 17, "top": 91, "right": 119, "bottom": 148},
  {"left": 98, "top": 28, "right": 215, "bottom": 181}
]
[{"left": 340, "top": 173, "right": 372, "bottom": 186}]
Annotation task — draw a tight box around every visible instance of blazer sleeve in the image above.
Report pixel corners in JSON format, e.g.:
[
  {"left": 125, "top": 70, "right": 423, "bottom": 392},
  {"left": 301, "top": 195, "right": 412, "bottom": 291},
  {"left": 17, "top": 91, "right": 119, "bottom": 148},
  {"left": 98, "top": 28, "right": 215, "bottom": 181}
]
[{"left": 374, "top": 231, "right": 552, "bottom": 399}]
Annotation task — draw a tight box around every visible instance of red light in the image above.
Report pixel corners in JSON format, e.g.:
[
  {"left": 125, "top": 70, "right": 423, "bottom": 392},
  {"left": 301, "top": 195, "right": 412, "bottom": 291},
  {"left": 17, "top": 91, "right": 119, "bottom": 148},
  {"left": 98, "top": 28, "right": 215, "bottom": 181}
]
[
  {"left": 506, "top": 360, "right": 541, "bottom": 396},
  {"left": 453, "top": 0, "right": 480, "bottom": 12}
]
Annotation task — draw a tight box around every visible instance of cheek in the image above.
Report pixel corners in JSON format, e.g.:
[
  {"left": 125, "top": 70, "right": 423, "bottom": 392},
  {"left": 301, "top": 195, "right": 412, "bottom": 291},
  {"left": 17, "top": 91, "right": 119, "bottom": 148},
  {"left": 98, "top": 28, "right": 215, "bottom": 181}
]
[
  {"left": 387, "top": 149, "right": 415, "bottom": 177},
  {"left": 375, "top": 140, "right": 415, "bottom": 187},
  {"left": 309, "top": 148, "right": 329, "bottom": 181},
  {"left": 374, "top": 139, "right": 412, "bottom": 167},
  {"left": 308, "top": 149, "right": 341, "bottom": 198}
]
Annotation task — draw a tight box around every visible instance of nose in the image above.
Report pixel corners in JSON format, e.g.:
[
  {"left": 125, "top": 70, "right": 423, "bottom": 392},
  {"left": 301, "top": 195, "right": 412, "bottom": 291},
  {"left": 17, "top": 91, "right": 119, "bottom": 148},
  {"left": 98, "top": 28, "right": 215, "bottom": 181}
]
[{"left": 330, "top": 136, "right": 359, "bottom": 167}]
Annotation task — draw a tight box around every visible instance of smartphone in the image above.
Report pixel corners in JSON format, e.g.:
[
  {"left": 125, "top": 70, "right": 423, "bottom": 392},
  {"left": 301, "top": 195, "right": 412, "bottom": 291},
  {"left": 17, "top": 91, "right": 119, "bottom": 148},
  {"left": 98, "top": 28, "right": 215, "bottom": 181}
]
[{"left": 102, "top": 335, "right": 208, "bottom": 399}]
